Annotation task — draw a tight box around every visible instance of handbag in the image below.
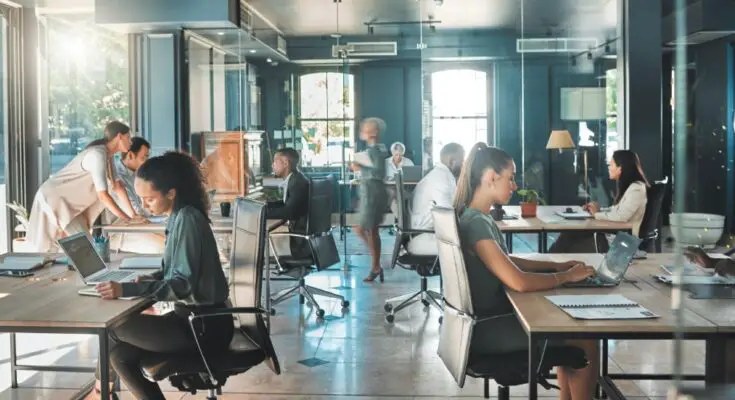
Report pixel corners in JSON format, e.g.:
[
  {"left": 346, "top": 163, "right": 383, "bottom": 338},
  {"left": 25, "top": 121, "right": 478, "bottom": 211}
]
[{"left": 309, "top": 233, "right": 340, "bottom": 271}]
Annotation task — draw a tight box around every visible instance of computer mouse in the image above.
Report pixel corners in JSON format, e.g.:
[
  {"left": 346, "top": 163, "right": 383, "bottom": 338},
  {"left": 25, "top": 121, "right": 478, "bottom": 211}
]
[{"left": 565, "top": 207, "right": 574, "bottom": 213}]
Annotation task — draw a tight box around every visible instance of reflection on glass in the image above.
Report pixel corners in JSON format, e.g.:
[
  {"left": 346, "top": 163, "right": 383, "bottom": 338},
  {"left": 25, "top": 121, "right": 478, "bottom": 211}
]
[
  {"left": 605, "top": 69, "right": 618, "bottom": 161},
  {"left": 431, "top": 69, "right": 488, "bottom": 163},
  {"left": 299, "top": 72, "right": 355, "bottom": 166},
  {"left": 46, "top": 14, "right": 129, "bottom": 174},
  {"left": 0, "top": 15, "right": 6, "bottom": 254}
]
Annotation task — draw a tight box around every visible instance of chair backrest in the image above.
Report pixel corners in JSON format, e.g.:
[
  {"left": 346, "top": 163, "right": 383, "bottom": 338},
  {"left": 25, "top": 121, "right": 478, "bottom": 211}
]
[
  {"left": 394, "top": 170, "right": 411, "bottom": 231},
  {"left": 431, "top": 206, "right": 476, "bottom": 387},
  {"left": 229, "top": 198, "right": 280, "bottom": 374},
  {"left": 307, "top": 176, "right": 334, "bottom": 235},
  {"left": 638, "top": 179, "right": 668, "bottom": 240}
]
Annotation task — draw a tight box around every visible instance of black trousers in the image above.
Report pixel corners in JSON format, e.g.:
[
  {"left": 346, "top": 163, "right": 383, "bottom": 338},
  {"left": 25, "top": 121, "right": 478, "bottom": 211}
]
[
  {"left": 97, "top": 309, "right": 233, "bottom": 399},
  {"left": 548, "top": 232, "right": 610, "bottom": 254}
]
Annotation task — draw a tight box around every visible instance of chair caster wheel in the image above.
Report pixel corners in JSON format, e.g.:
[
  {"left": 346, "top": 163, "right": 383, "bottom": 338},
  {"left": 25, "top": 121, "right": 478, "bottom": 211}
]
[
  {"left": 316, "top": 309, "right": 325, "bottom": 318},
  {"left": 341, "top": 300, "right": 350, "bottom": 308},
  {"left": 269, "top": 308, "right": 276, "bottom": 316},
  {"left": 384, "top": 303, "right": 393, "bottom": 312},
  {"left": 421, "top": 299, "right": 430, "bottom": 307},
  {"left": 385, "top": 314, "right": 395, "bottom": 323}
]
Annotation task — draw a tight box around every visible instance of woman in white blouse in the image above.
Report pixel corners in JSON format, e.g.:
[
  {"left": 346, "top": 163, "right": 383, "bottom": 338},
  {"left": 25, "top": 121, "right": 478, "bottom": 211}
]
[
  {"left": 27, "top": 121, "right": 137, "bottom": 252},
  {"left": 550, "top": 150, "right": 649, "bottom": 253},
  {"left": 384, "top": 141, "right": 414, "bottom": 181}
]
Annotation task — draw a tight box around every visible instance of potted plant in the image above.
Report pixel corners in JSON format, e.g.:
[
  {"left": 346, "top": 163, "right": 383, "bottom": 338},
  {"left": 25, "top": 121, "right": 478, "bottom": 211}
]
[
  {"left": 516, "top": 189, "right": 546, "bottom": 218},
  {"left": 6, "top": 202, "right": 34, "bottom": 252}
]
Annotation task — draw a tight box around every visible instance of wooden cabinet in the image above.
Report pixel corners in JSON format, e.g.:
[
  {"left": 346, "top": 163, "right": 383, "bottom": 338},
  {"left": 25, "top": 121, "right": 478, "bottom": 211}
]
[{"left": 197, "top": 131, "right": 263, "bottom": 201}]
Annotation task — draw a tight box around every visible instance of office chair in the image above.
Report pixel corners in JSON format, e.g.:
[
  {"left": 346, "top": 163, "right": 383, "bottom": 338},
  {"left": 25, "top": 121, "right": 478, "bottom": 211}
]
[
  {"left": 269, "top": 176, "right": 349, "bottom": 319},
  {"left": 431, "top": 206, "right": 588, "bottom": 399},
  {"left": 384, "top": 171, "right": 442, "bottom": 323},
  {"left": 638, "top": 177, "right": 669, "bottom": 253},
  {"left": 140, "top": 199, "right": 281, "bottom": 399}
]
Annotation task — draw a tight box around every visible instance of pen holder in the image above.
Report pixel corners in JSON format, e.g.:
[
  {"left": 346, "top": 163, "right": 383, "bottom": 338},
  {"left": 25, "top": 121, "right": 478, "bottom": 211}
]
[
  {"left": 220, "top": 201, "right": 232, "bottom": 218},
  {"left": 92, "top": 236, "right": 110, "bottom": 263}
]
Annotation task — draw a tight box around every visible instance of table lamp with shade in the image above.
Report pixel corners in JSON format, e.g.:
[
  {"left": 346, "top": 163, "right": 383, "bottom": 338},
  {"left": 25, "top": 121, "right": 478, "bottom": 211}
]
[{"left": 545, "top": 130, "right": 580, "bottom": 204}]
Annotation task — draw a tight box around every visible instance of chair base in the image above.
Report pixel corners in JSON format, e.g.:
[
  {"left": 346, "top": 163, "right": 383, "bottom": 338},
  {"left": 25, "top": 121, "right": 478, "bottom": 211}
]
[
  {"left": 270, "top": 278, "right": 349, "bottom": 319},
  {"left": 384, "top": 276, "right": 442, "bottom": 323}
]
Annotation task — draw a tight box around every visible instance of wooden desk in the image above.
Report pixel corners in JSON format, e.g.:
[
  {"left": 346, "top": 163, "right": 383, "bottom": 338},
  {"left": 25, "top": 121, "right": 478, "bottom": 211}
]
[
  {"left": 509, "top": 253, "right": 721, "bottom": 400},
  {"left": 498, "top": 206, "right": 633, "bottom": 253},
  {"left": 0, "top": 253, "right": 151, "bottom": 399}
]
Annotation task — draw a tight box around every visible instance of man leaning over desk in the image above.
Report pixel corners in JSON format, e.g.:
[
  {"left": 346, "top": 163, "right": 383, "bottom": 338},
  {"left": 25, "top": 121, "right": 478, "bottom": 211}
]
[{"left": 266, "top": 147, "right": 310, "bottom": 258}]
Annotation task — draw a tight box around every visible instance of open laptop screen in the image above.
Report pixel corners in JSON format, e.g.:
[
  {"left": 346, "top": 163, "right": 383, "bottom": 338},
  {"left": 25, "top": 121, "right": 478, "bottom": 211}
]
[
  {"left": 57, "top": 233, "right": 106, "bottom": 279},
  {"left": 598, "top": 233, "right": 642, "bottom": 281}
]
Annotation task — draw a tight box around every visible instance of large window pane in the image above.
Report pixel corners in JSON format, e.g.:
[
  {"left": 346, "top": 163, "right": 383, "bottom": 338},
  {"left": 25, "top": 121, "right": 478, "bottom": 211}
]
[
  {"left": 432, "top": 69, "right": 487, "bottom": 117},
  {"left": 46, "top": 14, "right": 129, "bottom": 174},
  {"left": 432, "top": 118, "right": 487, "bottom": 163},
  {"left": 299, "top": 72, "right": 355, "bottom": 167}
]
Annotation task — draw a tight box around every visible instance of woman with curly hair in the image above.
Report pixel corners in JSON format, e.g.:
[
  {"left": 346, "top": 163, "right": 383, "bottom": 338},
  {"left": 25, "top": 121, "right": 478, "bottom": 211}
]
[{"left": 88, "top": 151, "right": 232, "bottom": 400}]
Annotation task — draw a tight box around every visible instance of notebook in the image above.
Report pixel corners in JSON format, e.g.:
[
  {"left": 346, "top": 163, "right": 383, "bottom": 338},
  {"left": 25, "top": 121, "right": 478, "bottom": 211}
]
[
  {"left": 555, "top": 211, "right": 593, "bottom": 220},
  {"left": 546, "top": 294, "right": 659, "bottom": 320},
  {"left": 0, "top": 256, "right": 48, "bottom": 271}
]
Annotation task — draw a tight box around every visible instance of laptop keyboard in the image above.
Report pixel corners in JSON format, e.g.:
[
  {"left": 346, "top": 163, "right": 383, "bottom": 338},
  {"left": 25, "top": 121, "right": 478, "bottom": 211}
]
[{"left": 93, "top": 270, "right": 134, "bottom": 282}]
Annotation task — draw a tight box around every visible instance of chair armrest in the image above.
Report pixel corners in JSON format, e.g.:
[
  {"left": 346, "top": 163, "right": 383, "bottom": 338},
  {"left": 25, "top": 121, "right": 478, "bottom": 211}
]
[
  {"left": 183, "top": 306, "right": 266, "bottom": 386},
  {"left": 186, "top": 306, "right": 266, "bottom": 320},
  {"left": 268, "top": 220, "right": 288, "bottom": 232},
  {"left": 270, "top": 232, "right": 310, "bottom": 240},
  {"left": 396, "top": 227, "right": 434, "bottom": 235}
]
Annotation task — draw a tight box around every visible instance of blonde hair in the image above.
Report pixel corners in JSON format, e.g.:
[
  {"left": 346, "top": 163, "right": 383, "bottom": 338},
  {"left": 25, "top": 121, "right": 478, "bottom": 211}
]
[
  {"left": 390, "top": 142, "right": 406, "bottom": 155},
  {"left": 452, "top": 142, "right": 513, "bottom": 215}
]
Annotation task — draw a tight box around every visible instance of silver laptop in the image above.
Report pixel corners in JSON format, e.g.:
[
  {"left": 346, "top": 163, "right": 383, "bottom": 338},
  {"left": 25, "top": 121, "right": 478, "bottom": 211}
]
[
  {"left": 401, "top": 166, "right": 423, "bottom": 182},
  {"left": 564, "top": 232, "right": 643, "bottom": 288},
  {"left": 57, "top": 232, "right": 142, "bottom": 285}
]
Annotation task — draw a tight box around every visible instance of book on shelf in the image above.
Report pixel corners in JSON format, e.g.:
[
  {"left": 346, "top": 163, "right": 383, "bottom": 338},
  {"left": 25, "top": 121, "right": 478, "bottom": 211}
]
[{"left": 546, "top": 294, "right": 659, "bottom": 320}]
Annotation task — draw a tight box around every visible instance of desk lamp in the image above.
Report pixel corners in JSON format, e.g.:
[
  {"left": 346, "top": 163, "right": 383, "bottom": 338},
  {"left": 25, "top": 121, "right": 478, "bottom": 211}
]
[{"left": 545, "top": 130, "right": 576, "bottom": 204}]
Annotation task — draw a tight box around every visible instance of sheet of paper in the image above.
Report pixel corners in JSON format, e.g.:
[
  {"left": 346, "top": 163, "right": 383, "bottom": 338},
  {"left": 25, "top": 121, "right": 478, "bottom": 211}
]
[
  {"left": 564, "top": 307, "right": 659, "bottom": 320},
  {"left": 546, "top": 294, "right": 638, "bottom": 308},
  {"left": 353, "top": 151, "right": 373, "bottom": 167},
  {"left": 660, "top": 262, "right": 710, "bottom": 276},
  {"left": 120, "top": 257, "right": 163, "bottom": 270},
  {"left": 555, "top": 211, "right": 593, "bottom": 219}
]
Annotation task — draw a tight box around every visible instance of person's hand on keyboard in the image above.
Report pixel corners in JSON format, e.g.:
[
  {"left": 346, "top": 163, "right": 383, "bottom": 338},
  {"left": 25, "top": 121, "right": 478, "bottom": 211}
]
[
  {"left": 557, "top": 259, "right": 589, "bottom": 271},
  {"left": 564, "top": 264, "right": 596, "bottom": 283},
  {"left": 95, "top": 281, "right": 122, "bottom": 300}
]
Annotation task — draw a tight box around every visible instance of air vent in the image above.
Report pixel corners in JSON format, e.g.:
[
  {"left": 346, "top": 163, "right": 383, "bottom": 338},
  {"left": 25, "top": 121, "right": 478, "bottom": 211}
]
[
  {"left": 667, "top": 31, "right": 735, "bottom": 45},
  {"left": 332, "top": 42, "right": 398, "bottom": 58},
  {"left": 516, "top": 38, "right": 599, "bottom": 53}
]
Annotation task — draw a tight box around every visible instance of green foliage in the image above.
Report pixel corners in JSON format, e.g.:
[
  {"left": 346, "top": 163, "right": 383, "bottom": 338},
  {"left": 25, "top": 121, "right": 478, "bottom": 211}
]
[
  {"left": 516, "top": 189, "right": 547, "bottom": 205},
  {"left": 47, "top": 19, "right": 129, "bottom": 140}
]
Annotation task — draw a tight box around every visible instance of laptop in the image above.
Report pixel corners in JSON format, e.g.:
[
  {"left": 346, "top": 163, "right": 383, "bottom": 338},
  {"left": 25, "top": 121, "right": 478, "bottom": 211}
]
[
  {"left": 401, "top": 166, "right": 423, "bottom": 182},
  {"left": 564, "top": 232, "right": 643, "bottom": 288},
  {"left": 0, "top": 256, "right": 49, "bottom": 271},
  {"left": 57, "top": 232, "right": 144, "bottom": 285}
]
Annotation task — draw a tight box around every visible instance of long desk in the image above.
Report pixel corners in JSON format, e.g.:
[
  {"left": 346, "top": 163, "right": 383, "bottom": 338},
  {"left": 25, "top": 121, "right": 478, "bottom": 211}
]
[
  {"left": 0, "top": 253, "right": 152, "bottom": 399},
  {"left": 498, "top": 206, "right": 632, "bottom": 252},
  {"left": 509, "top": 253, "right": 728, "bottom": 400}
]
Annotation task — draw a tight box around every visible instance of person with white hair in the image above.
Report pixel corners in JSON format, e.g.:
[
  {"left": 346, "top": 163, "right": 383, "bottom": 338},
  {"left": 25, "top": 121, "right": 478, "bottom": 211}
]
[{"left": 385, "top": 141, "right": 414, "bottom": 182}]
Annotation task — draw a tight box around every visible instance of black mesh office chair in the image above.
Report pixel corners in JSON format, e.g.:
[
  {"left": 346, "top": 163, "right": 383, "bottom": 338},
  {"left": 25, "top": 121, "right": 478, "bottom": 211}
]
[
  {"left": 431, "top": 206, "right": 587, "bottom": 399},
  {"left": 384, "top": 171, "right": 442, "bottom": 323},
  {"left": 140, "top": 199, "right": 281, "bottom": 399},
  {"left": 638, "top": 177, "right": 669, "bottom": 253},
  {"left": 269, "top": 176, "right": 349, "bottom": 319}
]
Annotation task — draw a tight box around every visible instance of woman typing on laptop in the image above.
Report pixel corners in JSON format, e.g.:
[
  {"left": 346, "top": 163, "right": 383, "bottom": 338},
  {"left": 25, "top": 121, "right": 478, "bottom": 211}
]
[
  {"left": 454, "top": 143, "right": 598, "bottom": 400},
  {"left": 88, "top": 152, "right": 232, "bottom": 400}
]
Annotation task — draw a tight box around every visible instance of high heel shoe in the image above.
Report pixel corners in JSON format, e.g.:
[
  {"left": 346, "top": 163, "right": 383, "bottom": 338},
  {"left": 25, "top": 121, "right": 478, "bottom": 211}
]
[{"left": 363, "top": 268, "right": 384, "bottom": 283}]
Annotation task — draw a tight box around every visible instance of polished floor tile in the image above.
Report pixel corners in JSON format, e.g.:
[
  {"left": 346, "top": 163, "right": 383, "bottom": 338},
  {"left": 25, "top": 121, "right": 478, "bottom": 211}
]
[{"left": 0, "top": 231, "right": 711, "bottom": 399}]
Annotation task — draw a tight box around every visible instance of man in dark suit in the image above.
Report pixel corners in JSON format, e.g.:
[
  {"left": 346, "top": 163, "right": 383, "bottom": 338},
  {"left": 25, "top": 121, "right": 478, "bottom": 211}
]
[{"left": 267, "top": 148, "right": 310, "bottom": 257}]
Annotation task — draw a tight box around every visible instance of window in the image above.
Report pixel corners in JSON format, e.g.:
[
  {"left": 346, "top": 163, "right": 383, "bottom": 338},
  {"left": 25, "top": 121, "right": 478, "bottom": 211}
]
[
  {"left": 430, "top": 69, "right": 488, "bottom": 164},
  {"left": 46, "top": 13, "right": 129, "bottom": 174},
  {"left": 299, "top": 72, "right": 355, "bottom": 167},
  {"left": 605, "top": 68, "right": 618, "bottom": 161}
]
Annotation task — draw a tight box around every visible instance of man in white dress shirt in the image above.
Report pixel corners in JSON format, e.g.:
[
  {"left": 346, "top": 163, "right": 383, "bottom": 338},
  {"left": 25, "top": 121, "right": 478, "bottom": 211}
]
[{"left": 407, "top": 143, "right": 465, "bottom": 255}]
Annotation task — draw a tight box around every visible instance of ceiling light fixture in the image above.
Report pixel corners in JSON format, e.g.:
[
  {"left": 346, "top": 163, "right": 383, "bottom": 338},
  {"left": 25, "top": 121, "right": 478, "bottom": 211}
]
[
  {"left": 249, "top": 49, "right": 256, "bottom": 53},
  {"left": 266, "top": 58, "right": 272, "bottom": 63},
  {"left": 217, "top": 32, "right": 225, "bottom": 36},
  {"left": 368, "top": 25, "right": 374, "bottom": 35}
]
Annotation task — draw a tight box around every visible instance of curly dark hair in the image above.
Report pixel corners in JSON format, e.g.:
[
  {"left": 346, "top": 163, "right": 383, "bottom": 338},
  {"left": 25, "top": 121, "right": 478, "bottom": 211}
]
[{"left": 136, "top": 151, "right": 210, "bottom": 221}]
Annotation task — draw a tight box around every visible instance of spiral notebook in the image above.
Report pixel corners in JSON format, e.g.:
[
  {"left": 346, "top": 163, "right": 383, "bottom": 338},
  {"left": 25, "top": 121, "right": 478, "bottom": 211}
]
[{"left": 546, "top": 294, "right": 659, "bottom": 320}]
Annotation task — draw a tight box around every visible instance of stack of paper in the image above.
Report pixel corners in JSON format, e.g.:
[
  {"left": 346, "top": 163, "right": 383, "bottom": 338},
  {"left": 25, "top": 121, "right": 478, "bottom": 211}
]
[{"left": 546, "top": 294, "right": 659, "bottom": 320}]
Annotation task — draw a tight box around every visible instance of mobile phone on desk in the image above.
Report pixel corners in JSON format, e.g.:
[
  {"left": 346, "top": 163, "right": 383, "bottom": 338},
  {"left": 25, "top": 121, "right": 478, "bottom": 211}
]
[{"left": 0, "top": 270, "right": 34, "bottom": 278}]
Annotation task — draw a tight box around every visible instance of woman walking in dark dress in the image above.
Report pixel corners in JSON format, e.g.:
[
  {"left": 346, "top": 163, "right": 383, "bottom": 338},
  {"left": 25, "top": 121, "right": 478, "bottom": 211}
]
[{"left": 352, "top": 117, "right": 390, "bottom": 282}]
